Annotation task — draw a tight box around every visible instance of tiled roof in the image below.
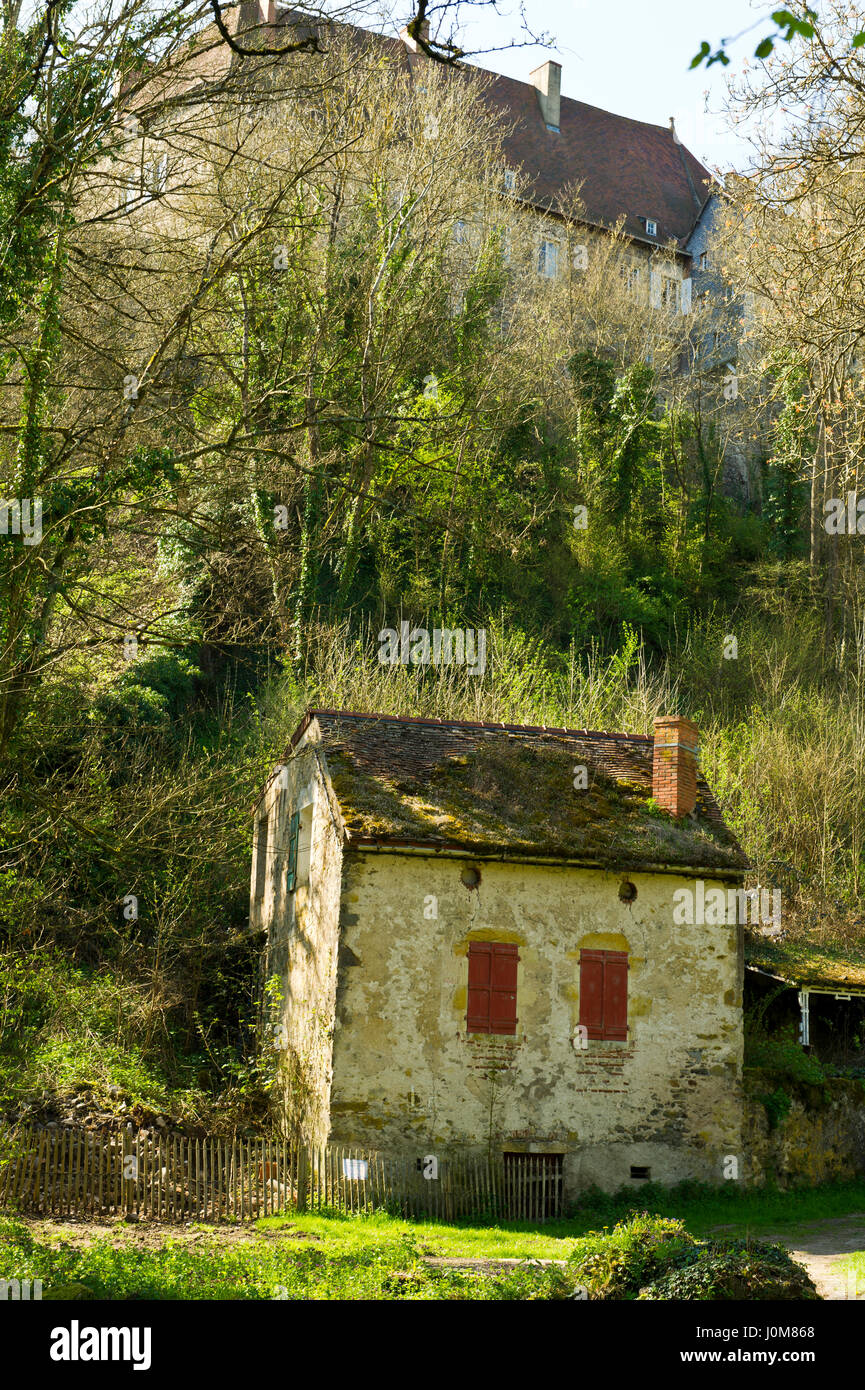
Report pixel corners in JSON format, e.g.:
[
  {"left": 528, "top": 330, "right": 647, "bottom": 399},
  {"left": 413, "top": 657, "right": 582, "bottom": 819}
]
[
  {"left": 477, "top": 74, "right": 710, "bottom": 247},
  {"left": 282, "top": 709, "right": 748, "bottom": 873},
  {"left": 259, "top": 7, "right": 710, "bottom": 250}
]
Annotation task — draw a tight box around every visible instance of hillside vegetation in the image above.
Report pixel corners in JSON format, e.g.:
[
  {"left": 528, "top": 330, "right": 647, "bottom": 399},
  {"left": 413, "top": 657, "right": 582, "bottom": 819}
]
[{"left": 1, "top": 1, "right": 864, "bottom": 1131}]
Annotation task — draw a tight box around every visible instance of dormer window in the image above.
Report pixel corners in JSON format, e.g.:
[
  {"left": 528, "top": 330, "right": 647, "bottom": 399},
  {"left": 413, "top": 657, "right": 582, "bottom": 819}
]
[
  {"left": 644, "top": 219, "right": 658, "bottom": 237},
  {"left": 699, "top": 251, "right": 709, "bottom": 270},
  {"left": 503, "top": 168, "right": 516, "bottom": 192}
]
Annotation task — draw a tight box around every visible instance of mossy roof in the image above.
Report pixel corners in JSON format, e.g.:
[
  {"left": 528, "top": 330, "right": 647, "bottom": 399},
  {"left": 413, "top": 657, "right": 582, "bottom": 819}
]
[
  {"left": 287, "top": 710, "right": 748, "bottom": 874},
  {"left": 746, "top": 934, "right": 865, "bottom": 992}
]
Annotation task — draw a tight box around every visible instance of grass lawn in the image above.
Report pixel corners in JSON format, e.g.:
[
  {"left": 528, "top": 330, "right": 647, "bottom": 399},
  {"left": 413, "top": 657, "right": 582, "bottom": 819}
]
[{"left": 1, "top": 1178, "right": 863, "bottom": 1300}]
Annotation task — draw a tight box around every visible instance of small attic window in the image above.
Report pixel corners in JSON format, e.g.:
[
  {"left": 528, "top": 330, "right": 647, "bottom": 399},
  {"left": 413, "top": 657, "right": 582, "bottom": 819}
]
[
  {"left": 644, "top": 219, "right": 658, "bottom": 237},
  {"left": 503, "top": 168, "right": 516, "bottom": 192}
]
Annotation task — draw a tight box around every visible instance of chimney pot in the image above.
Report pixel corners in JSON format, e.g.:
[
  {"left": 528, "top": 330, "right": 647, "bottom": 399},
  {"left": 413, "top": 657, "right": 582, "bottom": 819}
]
[
  {"left": 530, "top": 59, "right": 562, "bottom": 131},
  {"left": 400, "top": 18, "right": 430, "bottom": 53},
  {"left": 652, "top": 716, "right": 699, "bottom": 818}
]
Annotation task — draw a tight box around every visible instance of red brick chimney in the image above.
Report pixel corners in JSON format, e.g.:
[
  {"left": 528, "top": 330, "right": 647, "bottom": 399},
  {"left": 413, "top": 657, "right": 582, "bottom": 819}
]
[{"left": 652, "top": 716, "right": 699, "bottom": 817}]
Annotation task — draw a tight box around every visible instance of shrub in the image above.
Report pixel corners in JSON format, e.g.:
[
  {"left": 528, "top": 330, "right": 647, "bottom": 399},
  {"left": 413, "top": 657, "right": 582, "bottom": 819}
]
[
  {"left": 568, "top": 1215, "right": 820, "bottom": 1301},
  {"left": 638, "top": 1239, "right": 819, "bottom": 1300},
  {"left": 760, "top": 1084, "right": 793, "bottom": 1131},
  {"left": 567, "top": 1213, "right": 700, "bottom": 1299}
]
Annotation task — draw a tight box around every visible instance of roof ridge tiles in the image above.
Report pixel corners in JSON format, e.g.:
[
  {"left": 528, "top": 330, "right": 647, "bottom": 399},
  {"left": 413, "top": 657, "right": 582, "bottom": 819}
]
[{"left": 298, "top": 707, "right": 652, "bottom": 742}]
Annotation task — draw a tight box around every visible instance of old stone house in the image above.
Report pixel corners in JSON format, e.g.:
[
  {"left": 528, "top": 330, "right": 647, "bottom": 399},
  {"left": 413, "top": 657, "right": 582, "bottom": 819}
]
[{"left": 250, "top": 709, "right": 748, "bottom": 1195}]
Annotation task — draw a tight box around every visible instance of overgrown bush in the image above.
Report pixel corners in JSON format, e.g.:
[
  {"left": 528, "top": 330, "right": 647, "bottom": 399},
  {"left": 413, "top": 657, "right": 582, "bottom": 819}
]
[
  {"left": 638, "top": 1239, "right": 819, "bottom": 1301},
  {"left": 567, "top": 1214, "right": 819, "bottom": 1301}
]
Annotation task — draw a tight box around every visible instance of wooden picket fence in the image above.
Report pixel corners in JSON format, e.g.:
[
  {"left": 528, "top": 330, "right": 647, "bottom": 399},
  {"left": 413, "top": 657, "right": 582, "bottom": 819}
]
[{"left": 0, "top": 1126, "right": 563, "bottom": 1223}]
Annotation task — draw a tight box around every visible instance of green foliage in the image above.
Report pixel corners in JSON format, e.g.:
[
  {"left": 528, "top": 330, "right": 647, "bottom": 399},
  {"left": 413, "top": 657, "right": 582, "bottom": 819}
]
[
  {"left": 92, "top": 651, "right": 202, "bottom": 745},
  {"left": 638, "top": 1239, "right": 819, "bottom": 1300},
  {"left": 566, "top": 1212, "right": 818, "bottom": 1301},
  {"left": 567, "top": 1213, "right": 700, "bottom": 1299},
  {"left": 760, "top": 1085, "right": 793, "bottom": 1131},
  {"left": 746, "top": 1026, "right": 828, "bottom": 1088}
]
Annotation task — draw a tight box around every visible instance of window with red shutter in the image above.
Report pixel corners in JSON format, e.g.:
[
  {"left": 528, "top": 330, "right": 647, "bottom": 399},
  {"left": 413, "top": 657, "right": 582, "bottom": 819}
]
[
  {"left": 579, "top": 949, "right": 629, "bottom": 1041},
  {"left": 467, "top": 942, "right": 519, "bottom": 1034}
]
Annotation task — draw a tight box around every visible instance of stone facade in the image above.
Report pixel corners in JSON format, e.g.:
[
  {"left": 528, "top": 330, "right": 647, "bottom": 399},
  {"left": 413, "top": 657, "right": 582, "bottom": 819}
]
[
  {"left": 328, "top": 852, "right": 743, "bottom": 1192},
  {"left": 744, "top": 1071, "right": 865, "bottom": 1187}
]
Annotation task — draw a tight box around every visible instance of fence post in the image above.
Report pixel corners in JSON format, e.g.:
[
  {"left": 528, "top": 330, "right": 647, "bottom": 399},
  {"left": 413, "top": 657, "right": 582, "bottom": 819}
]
[
  {"left": 296, "top": 1145, "right": 309, "bottom": 1213},
  {"left": 121, "top": 1128, "right": 132, "bottom": 1217}
]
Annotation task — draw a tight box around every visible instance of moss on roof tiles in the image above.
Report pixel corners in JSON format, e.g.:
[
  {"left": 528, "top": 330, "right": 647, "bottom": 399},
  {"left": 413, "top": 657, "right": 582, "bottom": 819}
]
[
  {"left": 325, "top": 733, "right": 746, "bottom": 872},
  {"left": 746, "top": 934, "right": 865, "bottom": 991}
]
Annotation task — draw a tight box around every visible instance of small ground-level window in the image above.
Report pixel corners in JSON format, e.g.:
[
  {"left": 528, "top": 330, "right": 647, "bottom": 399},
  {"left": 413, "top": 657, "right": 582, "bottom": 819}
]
[
  {"left": 467, "top": 941, "right": 518, "bottom": 1034},
  {"left": 630, "top": 1165, "right": 651, "bottom": 1180},
  {"left": 503, "top": 1152, "right": 563, "bottom": 1220}
]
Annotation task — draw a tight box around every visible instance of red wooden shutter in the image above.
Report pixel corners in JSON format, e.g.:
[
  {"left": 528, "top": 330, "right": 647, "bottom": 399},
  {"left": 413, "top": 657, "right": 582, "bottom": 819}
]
[
  {"left": 467, "top": 942, "right": 492, "bottom": 1032},
  {"left": 489, "top": 944, "right": 518, "bottom": 1034},
  {"left": 579, "top": 950, "right": 606, "bottom": 1039},
  {"left": 467, "top": 942, "right": 519, "bottom": 1034},
  {"left": 604, "top": 952, "right": 629, "bottom": 1040},
  {"left": 579, "top": 949, "right": 629, "bottom": 1041}
]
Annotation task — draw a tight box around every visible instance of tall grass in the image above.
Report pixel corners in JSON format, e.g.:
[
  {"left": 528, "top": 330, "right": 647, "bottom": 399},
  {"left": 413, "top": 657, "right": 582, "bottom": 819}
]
[{"left": 259, "top": 604, "right": 865, "bottom": 924}]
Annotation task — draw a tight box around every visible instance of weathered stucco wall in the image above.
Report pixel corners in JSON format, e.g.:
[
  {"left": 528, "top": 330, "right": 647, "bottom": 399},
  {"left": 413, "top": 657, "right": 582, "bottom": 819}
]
[
  {"left": 744, "top": 1070, "right": 865, "bottom": 1186},
  {"left": 252, "top": 746, "right": 344, "bottom": 1145},
  {"left": 328, "top": 850, "right": 743, "bottom": 1193}
]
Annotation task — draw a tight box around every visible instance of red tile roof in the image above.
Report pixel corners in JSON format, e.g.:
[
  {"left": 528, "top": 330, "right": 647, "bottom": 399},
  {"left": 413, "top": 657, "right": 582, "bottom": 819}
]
[
  {"left": 479, "top": 73, "right": 711, "bottom": 247},
  {"left": 263, "top": 7, "right": 711, "bottom": 249}
]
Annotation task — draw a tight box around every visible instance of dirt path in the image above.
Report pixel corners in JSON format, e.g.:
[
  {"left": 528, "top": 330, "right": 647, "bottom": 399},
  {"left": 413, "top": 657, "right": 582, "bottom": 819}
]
[
  {"left": 710, "top": 1214, "right": 865, "bottom": 1300},
  {"left": 5, "top": 1216, "right": 321, "bottom": 1251}
]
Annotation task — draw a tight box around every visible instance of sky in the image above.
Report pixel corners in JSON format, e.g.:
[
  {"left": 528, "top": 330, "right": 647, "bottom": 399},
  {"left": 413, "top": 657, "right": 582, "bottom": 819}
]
[{"left": 447, "top": 0, "right": 773, "bottom": 175}]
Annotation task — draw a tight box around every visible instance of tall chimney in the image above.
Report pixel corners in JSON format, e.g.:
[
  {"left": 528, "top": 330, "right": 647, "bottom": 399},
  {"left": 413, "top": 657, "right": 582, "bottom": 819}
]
[
  {"left": 530, "top": 59, "right": 561, "bottom": 131},
  {"left": 400, "top": 18, "right": 430, "bottom": 53},
  {"left": 652, "top": 716, "right": 699, "bottom": 818}
]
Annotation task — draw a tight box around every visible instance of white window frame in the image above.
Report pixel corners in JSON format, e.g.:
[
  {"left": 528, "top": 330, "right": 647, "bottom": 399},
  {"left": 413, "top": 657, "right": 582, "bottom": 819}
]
[
  {"left": 621, "top": 262, "right": 640, "bottom": 294},
  {"left": 503, "top": 168, "right": 516, "bottom": 192},
  {"left": 295, "top": 800, "right": 314, "bottom": 889},
  {"left": 537, "top": 238, "right": 559, "bottom": 279},
  {"left": 645, "top": 219, "right": 658, "bottom": 237},
  {"left": 661, "top": 276, "right": 680, "bottom": 312},
  {"left": 254, "top": 812, "right": 270, "bottom": 900}
]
